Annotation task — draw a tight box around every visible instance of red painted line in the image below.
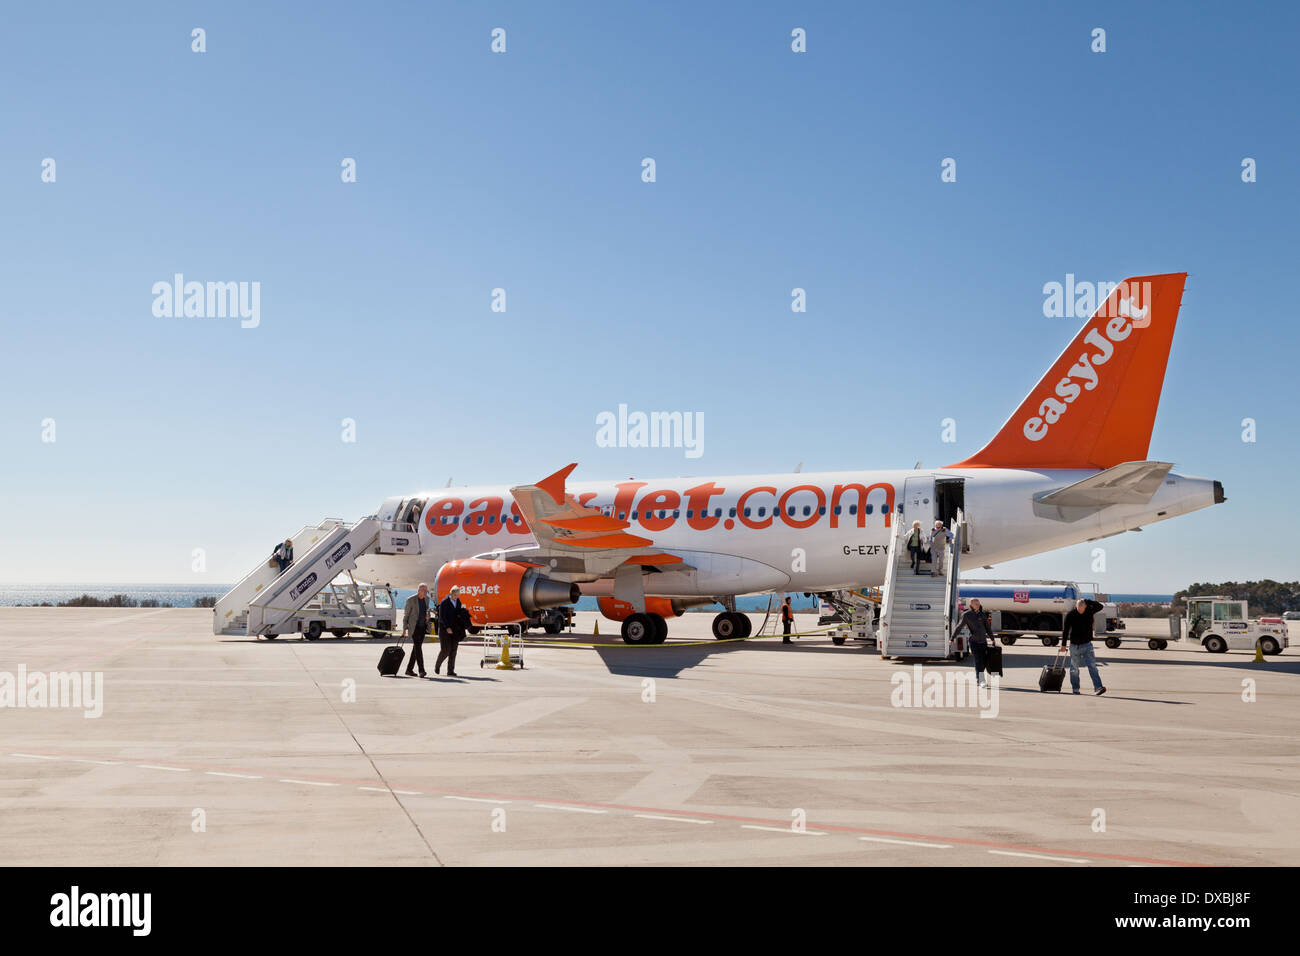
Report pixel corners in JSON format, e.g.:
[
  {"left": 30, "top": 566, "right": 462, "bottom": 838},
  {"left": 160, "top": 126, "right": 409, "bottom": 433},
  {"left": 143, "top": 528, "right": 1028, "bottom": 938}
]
[{"left": 7, "top": 746, "right": 1208, "bottom": 867}]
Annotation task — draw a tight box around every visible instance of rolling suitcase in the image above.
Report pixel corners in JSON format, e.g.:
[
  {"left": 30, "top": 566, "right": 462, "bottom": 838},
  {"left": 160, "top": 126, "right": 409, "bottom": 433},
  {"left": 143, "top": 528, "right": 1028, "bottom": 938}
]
[
  {"left": 1039, "top": 645, "right": 1067, "bottom": 692},
  {"left": 378, "top": 641, "right": 405, "bottom": 677},
  {"left": 985, "top": 644, "right": 1003, "bottom": 677}
]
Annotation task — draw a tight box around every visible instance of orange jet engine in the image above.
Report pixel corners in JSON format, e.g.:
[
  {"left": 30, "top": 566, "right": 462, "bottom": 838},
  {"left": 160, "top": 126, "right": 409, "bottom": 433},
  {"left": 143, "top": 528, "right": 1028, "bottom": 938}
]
[
  {"left": 598, "top": 596, "right": 713, "bottom": 621},
  {"left": 436, "top": 558, "right": 580, "bottom": 626}
]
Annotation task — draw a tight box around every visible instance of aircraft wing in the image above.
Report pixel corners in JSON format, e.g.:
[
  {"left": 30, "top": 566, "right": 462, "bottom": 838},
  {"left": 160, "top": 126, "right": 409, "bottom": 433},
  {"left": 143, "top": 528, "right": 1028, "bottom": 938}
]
[
  {"left": 493, "top": 463, "right": 690, "bottom": 580},
  {"left": 1036, "top": 460, "right": 1174, "bottom": 508}
]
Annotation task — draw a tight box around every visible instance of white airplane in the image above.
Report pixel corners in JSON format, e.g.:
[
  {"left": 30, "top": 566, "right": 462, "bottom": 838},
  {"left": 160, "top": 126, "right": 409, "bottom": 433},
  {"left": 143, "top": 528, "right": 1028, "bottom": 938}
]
[{"left": 353, "top": 273, "right": 1223, "bottom": 643}]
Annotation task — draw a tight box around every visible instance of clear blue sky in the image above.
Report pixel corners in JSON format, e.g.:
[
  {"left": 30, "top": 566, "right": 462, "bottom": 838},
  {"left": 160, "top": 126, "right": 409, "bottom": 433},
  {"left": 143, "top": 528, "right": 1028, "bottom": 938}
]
[{"left": 1, "top": 1, "right": 1296, "bottom": 590}]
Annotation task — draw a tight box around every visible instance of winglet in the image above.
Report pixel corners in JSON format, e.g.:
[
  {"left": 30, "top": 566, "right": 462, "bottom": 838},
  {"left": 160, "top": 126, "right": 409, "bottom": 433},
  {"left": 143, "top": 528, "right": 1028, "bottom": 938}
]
[{"left": 535, "top": 463, "right": 578, "bottom": 506}]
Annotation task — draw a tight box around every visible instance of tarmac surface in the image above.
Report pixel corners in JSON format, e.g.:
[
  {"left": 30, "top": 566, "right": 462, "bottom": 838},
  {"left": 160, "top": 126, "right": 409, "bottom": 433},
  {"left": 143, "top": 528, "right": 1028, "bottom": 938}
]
[{"left": 1, "top": 608, "right": 1296, "bottom": 867}]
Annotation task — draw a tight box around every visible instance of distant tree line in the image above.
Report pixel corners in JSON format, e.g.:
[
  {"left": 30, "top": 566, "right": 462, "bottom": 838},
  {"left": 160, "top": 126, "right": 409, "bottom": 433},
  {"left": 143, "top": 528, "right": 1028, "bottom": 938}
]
[
  {"left": 1171, "top": 580, "right": 1300, "bottom": 616},
  {"left": 21, "top": 594, "right": 219, "bottom": 608},
  {"left": 1115, "top": 602, "right": 1172, "bottom": 618}
]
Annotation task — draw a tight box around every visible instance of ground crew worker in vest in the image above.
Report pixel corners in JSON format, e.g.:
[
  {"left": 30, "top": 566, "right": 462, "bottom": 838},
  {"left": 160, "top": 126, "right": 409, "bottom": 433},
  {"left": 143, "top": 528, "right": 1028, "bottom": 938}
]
[{"left": 781, "top": 596, "right": 794, "bottom": 643}]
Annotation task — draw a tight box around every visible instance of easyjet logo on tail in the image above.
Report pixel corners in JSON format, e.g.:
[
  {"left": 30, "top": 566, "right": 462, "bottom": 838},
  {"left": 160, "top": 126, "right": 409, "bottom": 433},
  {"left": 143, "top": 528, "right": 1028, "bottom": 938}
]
[
  {"left": 1022, "top": 282, "right": 1149, "bottom": 443},
  {"left": 950, "top": 272, "right": 1185, "bottom": 471}
]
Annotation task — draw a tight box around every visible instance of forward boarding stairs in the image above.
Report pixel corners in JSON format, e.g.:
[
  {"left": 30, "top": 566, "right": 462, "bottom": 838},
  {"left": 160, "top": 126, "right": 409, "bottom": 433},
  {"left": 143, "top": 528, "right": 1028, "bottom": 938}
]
[{"left": 213, "top": 517, "right": 419, "bottom": 637}]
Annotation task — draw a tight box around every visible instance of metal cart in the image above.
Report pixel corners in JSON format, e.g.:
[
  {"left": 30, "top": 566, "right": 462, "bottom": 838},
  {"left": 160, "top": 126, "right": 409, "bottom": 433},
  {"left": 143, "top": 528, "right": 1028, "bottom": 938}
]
[{"left": 479, "top": 625, "right": 525, "bottom": 669}]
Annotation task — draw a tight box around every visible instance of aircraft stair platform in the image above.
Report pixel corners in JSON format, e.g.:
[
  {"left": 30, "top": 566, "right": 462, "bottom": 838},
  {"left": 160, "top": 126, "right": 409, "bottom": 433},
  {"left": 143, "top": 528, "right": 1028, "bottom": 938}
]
[
  {"left": 214, "top": 516, "right": 395, "bottom": 637},
  {"left": 878, "top": 510, "right": 964, "bottom": 659}
]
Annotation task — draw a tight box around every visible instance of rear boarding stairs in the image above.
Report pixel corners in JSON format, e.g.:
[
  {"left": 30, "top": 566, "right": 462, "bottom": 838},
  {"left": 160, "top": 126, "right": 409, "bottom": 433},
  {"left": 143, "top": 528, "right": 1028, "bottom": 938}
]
[{"left": 877, "top": 509, "right": 966, "bottom": 659}]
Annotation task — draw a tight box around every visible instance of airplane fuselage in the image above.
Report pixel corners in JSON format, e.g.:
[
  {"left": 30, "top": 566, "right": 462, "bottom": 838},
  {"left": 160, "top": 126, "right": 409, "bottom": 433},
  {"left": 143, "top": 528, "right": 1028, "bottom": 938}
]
[{"left": 353, "top": 467, "right": 1220, "bottom": 598}]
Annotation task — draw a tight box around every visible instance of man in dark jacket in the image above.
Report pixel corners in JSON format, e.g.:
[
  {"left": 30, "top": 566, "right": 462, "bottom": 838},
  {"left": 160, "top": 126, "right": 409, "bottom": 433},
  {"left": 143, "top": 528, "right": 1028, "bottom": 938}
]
[
  {"left": 1061, "top": 598, "right": 1107, "bottom": 696},
  {"left": 781, "top": 597, "right": 794, "bottom": 643},
  {"left": 951, "top": 598, "right": 996, "bottom": 687},
  {"left": 435, "top": 586, "right": 470, "bottom": 677}
]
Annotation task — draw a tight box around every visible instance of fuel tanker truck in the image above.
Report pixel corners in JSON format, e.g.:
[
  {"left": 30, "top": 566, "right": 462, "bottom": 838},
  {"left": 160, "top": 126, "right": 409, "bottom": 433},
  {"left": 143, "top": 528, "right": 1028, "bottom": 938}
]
[{"left": 956, "top": 580, "right": 1129, "bottom": 648}]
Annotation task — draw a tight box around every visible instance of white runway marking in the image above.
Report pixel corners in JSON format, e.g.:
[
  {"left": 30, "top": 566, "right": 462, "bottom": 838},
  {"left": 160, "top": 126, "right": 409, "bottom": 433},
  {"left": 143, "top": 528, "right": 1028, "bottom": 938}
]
[
  {"left": 988, "top": 850, "right": 1087, "bottom": 863},
  {"left": 0, "top": 753, "right": 1124, "bottom": 865},
  {"left": 430, "top": 697, "right": 587, "bottom": 740},
  {"left": 859, "top": 836, "right": 951, "bottom": 849},
  {"left": 445, "top": 795, "right": 507, "bottom": 804},
  {"left": 279, "top": 778, "right": 337, "bottom": 787},
  {"left": 534, "top": 803, "right": 606, "bottom": 814}
]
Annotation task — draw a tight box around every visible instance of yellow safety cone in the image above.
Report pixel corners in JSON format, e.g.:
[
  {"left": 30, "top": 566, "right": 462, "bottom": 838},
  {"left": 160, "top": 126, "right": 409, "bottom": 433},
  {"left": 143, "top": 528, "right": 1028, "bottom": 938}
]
[
  {"left": 592, "top": 620, "right": 599, "bottom": 637},
  {"left": 1254, "top": 640, "right": 1265, "bottom": 663},
  {"left": 496, "top": 633, "right": 516, "bottom": 670}
]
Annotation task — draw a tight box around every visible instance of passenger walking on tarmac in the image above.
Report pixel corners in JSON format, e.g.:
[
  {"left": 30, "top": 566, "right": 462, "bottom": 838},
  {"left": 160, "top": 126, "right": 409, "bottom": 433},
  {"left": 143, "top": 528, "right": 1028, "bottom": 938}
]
[
  {"left": 436, "top": 586, "right": 470, "bottom": 677},
  {"left": 401, "top": 583, "right": 432, "bottom": 678},
  {"left": 273, "top": 538, "right": 294, "bottom": 575},
  {"left": 952, "top": 598, "right": 996, "bottom": 688},
  {"left": 928, "top": 520, "right": 952, "bottom": 577},
  {"left": 905, "top": 520, "right": 926, "bottom": 574},
  {"left": 781, "top": 596, "right": 794, "bottom": 643},
  {"left": 1061, "top": 598, "right": 1107, "bottom": 696}
]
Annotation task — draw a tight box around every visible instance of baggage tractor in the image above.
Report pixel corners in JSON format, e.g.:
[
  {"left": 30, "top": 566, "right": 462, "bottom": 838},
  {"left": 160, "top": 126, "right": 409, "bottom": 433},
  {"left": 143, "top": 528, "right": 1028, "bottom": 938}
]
[
  {"left": 378, "top": 643, "right": 405, "bottom": 676},
  {"left": 1039, "top": 645, "right": 1067, "bottom": 692}
]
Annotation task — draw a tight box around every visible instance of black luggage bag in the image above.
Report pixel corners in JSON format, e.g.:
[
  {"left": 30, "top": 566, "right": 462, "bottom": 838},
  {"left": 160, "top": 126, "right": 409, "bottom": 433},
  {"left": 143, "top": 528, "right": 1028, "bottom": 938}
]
[
  {"left": 1039, "top": 645, "right": 1067, "bottom": 692},
  {"left": 378, "top": 643, "right": 405, "bottom": 677},
  {"left": 985, "top": 644, "right": 1003, "bottom": 677}
]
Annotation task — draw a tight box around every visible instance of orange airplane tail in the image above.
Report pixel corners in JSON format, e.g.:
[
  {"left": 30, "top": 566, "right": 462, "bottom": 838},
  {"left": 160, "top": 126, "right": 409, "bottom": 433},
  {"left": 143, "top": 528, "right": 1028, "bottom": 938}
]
[{"left": 950, "top": 272, "right": 1187, "bottom": 470}]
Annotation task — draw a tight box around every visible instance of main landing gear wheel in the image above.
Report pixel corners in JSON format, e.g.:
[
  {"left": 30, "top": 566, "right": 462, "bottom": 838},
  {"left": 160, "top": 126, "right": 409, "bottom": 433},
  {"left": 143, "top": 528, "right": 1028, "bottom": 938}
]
[
  {"left": 649, "top": 613, "right": 668, "bottom": 644},
  {"left": 737, "top": 614, "right": 752, "bottom": 638},
  {"left": 712, "top": 611, "right": 744, "bottom": 640},
  {"left": 621, "top": 613, "right": 656, "bottom": 645}
]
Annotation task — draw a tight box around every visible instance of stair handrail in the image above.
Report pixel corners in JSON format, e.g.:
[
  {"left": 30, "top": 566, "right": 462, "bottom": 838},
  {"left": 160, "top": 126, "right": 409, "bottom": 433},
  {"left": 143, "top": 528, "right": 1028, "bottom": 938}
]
[
  {"left": 878, "top": 512, "right": 908, "bottom": 653},
  {"left": 945, "top": 508, "right": 964, "bottom": 645}
]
